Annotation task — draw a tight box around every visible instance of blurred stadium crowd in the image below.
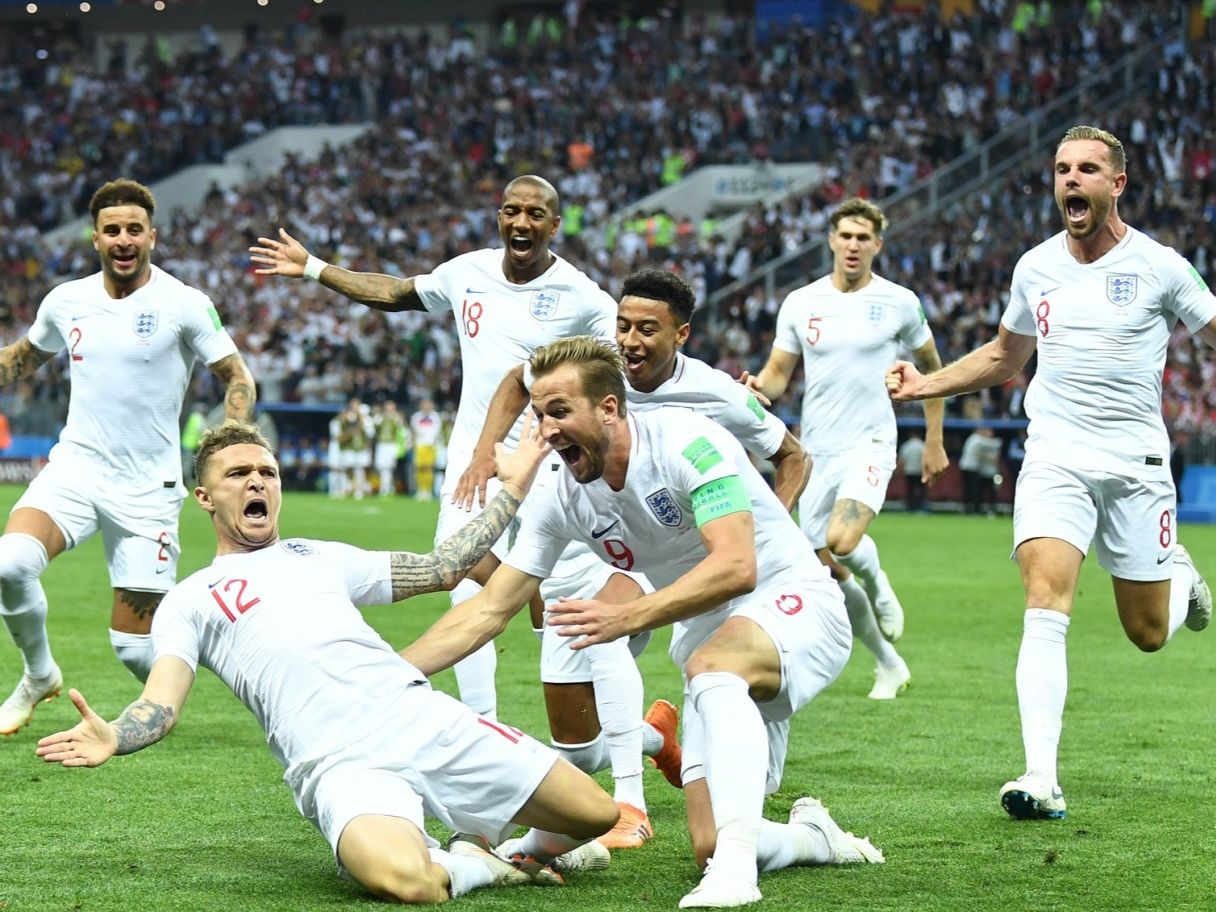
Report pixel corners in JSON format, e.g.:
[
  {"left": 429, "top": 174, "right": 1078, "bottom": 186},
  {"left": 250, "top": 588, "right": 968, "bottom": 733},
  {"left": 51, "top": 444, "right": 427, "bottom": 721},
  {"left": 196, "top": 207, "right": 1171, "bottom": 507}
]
[{"left": 1, "top": 0, "right": 1214, "bottom": 454}]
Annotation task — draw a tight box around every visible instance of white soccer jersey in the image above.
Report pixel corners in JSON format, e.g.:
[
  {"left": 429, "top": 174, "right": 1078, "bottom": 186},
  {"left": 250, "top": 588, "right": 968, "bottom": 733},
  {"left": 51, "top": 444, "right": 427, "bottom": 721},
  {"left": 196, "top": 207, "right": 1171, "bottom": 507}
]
[
  {"left": 1002, "top": 228, "right": 1216, "bottom": 474},
  {"left": 413, "top": 249, "right": 616, "bottom": 492},
  {"left": 626, "top": 352, "right": 786, "bottom": 459},
  {"left": 507, "top": 411, "right": 829, "bottom": 646},
  {"left": 151, "top": 539, "right": 423, "bottom": 779},
  {"left": 773, "top": 274, "right": 931, "bottom": 456},
  {"left": 28, "top": 266, "right": 238, "bottom": 489}
]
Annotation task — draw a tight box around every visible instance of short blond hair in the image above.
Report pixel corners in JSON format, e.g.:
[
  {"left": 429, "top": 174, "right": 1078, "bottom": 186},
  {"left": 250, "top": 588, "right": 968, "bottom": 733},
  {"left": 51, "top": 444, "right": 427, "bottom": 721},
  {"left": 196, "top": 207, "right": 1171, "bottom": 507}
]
[
  {"left": 1059, "top": 125, "right": 1126, "bottom": 173},
  {"left": 530, "top": 336, "right": 626, "bottom": 412},
  {"left": 194, "top": 420, "right": 272, "bottom": 484},
  {"left": 830, "top": 197, "right": 889, "bottom": 235}
]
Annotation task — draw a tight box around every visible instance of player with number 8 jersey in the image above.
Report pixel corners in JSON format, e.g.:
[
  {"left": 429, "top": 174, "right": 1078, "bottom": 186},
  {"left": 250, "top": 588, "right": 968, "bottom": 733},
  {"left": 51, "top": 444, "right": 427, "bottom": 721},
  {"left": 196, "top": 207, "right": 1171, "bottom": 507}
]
[
  {"left": 887, "top": 125, "right": 1216, "bottom": 820},
  {"left": 250, "top": 176, "right": 615, "bottom": 720}
]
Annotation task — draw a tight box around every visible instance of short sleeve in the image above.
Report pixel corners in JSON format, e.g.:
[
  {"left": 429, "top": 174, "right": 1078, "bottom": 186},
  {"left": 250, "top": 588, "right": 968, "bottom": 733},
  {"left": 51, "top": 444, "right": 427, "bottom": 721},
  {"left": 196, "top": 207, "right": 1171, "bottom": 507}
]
[
  {"left": 1001, "top": 256, "right": 1037, "bottom": 336},
  {"left": 704, "top": 376, "right": 786, "bottom": 458},
  {"left": 773, "top": 291, "right": 802, "bottom": 355},
  {"left": 27, "top": 290, "right": 66, "bottom": 354},
  {"left": 310, "top": 540, "right": 393, "bottom": 606},
  {"left": 182, "top": 291, "right": 239, "bottom": 365},
  {"left": 412, "top": 260, "right": 456, "bottom": 316},
  {"left": 895, "top": 290, "right": 933, "bottom": 351},
  {"left": 151, "top": 591, "right": 201, "bottom": 672},
  {"left": 1162, "top": 251, "right": 1216, "bottom": 332},
  {"left": 504, "top": 483, "right": 571, "bottom": 579}
]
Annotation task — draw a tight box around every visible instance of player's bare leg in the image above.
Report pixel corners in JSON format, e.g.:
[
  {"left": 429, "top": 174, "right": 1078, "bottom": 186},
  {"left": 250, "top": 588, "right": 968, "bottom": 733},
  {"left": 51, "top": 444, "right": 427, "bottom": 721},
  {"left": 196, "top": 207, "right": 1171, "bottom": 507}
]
[
  {"left": 0, "top": 508, "right": 65, "bottom": 735},
  {"left": 1000, "top": 537, "right": 1082, "bottom": 820},
  {"left": 1112, "top": 544, "right": 1209, "bottom": 650},
  {"left": 827, "top": 499, "right": 905, "bottom": 642},
  {"left": 110, "top": 587, "right": 163, "bottom": 682},
  {"left": 339, "top": 814, "right": 558, "bottom": 901},
  {"left": 498, "top": 757, "right": 620, "bottom": 872}
]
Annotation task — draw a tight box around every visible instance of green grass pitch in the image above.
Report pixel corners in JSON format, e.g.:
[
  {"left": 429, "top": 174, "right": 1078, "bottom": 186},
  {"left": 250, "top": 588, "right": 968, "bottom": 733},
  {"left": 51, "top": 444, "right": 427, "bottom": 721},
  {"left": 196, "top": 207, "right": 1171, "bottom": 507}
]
[{"left": 0, "top": 487, "right": 1213, "bottom": 911}]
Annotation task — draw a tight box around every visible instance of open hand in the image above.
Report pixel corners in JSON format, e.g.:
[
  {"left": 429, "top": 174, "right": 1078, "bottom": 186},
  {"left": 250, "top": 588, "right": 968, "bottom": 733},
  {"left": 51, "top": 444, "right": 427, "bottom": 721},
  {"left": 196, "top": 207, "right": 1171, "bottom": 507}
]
[
  {"left": 250, "top": 228, "right": 309, "bottom": 277},
  {"left": 35, "top": 689, "right": 117, "bottom": 768}
]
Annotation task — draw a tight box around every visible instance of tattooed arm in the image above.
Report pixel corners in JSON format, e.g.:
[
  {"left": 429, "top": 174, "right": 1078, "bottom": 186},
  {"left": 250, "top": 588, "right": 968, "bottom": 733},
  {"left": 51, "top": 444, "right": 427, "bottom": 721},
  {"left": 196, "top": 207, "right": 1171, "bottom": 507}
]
[
  {"left": 207, "top": 352, "right": 258, "bottom": 421},
  {"left": 389, "top": 411, "right": 553, "bottom": 601},
  {"left": 249, "top": 227, "right": 425, "bottom": 312},
  {"left": 35, "top": 658, "right": 195, "bottom": 768},
  {"left": 0, "top": 338, "right": 54, "bottom": 388},
  {"left": 389, "top": 486, "right": 524, "bottom": 599}
]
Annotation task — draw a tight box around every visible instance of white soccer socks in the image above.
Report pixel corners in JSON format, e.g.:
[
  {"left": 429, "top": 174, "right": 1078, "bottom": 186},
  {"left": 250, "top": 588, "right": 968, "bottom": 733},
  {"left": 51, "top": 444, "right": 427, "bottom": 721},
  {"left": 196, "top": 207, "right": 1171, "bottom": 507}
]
[
  {"left": 1016, "top": 609, "right": 1070, "bottom": 786},
  {"left": 0, "top": 533, "right": 54, "bottom": 679}
]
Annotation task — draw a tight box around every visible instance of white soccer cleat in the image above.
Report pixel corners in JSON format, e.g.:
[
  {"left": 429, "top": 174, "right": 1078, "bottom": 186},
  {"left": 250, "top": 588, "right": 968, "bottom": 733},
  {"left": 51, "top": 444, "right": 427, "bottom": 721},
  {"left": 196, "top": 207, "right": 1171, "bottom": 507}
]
[
  {"left": 999, "top": 773, "right": 1067, "bottom": 820},
  {"left": 789, "top": 797, "right": 885, "bottom": 864},
  {"left": 449, "top": 834, "right": 564, "bottom": 887},
  {"left": 867, "top": 659, "right": 911, "bottom": 701},
  {"left": 1175, "top": 544, "right": 1211, "bottom": 632},
  {"left": 552, "top": 839, "right": 611, "bottom": 874},
  {"left": 870, "top": 570, "right": 905, "bottom": 642},
  {"left": 678, "top": 860, "right": 762, "bottom": 909},
  {"left": 0, "top": 666, "right": 64, "bottom": 736}
]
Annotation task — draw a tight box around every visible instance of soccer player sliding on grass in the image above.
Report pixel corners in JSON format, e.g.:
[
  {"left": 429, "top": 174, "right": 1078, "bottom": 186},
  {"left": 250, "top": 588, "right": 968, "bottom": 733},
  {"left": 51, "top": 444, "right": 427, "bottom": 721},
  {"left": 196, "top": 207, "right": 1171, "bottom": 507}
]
[
  {"left": 36, "top": 419, "right": 618, "bottom": 903},
  {"left": 404, "top": 337, "right": 884, "bottom": 910}
]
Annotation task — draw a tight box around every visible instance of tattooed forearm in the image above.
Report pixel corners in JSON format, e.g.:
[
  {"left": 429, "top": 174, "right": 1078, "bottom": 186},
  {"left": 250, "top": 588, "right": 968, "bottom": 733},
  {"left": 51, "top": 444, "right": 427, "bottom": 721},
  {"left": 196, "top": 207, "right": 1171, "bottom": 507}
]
[
  {"left": 113, "top": 700, "right": 177, "bottom": 755},
  {"left": 0, "top": 338, "right": 52, "bottom": 388},
  {"left": 322, "top": 270, "right": 422, "bottom": 312},
  {"left": 117, "top": 589, "right": 164, "bottom": 621},
  {"left": 390, "top": 488, "right": 523, "bottom": 600},
  {"left": 224, "top": 381, "right": 256, "bottom": 421}
]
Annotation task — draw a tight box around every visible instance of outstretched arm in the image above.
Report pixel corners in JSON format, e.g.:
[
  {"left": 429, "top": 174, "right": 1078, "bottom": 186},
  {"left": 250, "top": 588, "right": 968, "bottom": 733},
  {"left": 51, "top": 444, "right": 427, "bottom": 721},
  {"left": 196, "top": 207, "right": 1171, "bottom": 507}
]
[
  {"left": 35, "top": 657, "right": 195, "bottom": 767},
  {"left": 388, "top": 414, "right": 551, "bottom": 601},
  {"left": 401, "top": 564, "right": 544, "bottom": 675},
  {"left": 909, "top": 337, "right": 949, "bottom": 484},
  {"left": 208, "top": 352, "right": 258, "bottom": 422},
  {"left": 249, "top": 227, "right": 424, "bottom": 312},
  {"left": 453, "top": 364, "right": 531, "bottom": 510},
  {"left": 0, "top": 338, "right": 54, "bottom": 388},
  {"left": 888, "top": 325, "right": 1037, "bottom": 402}
]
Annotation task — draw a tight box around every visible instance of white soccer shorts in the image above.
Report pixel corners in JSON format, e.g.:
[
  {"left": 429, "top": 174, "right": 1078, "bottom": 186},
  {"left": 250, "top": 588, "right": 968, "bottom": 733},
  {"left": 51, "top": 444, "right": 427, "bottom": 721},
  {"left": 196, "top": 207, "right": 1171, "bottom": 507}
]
[
  {"left": 14, "top": 455, "right": 182, "bottom": 590},
  {"left": 1013, "top": 458, "right": 1177, "bottom": 582},
  {"left": 672, "top": 575, "right": 852, "bottom": 792},
  {"left": 296, "top": 687, "right": 559, "bottom": 868},
  {"left": 797, "top": 442, "right": 895, "bottom": 549}
]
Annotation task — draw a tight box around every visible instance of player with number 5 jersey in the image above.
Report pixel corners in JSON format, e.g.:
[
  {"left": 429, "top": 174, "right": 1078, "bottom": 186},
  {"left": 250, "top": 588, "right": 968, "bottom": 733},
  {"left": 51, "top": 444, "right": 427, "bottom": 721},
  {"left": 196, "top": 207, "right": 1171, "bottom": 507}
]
[
  {"left": 0, "top": 179, "right": 255, "bottom": 738},
  {"left": 747, "top": 197, "right": 948, "bottom": 700},
  {"left": 250, "top": 176, "right": 616, "bottom": 721},
  {"left": 887, "top": 125, "right": 1216, "bottom": 821}
]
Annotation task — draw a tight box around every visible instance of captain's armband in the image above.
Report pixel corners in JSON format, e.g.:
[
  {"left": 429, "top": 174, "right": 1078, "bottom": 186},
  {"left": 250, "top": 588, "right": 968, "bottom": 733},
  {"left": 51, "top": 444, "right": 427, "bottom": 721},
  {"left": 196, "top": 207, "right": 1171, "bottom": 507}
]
[{"left": 690, "top": 475, "right": 751, "bottom": 526}]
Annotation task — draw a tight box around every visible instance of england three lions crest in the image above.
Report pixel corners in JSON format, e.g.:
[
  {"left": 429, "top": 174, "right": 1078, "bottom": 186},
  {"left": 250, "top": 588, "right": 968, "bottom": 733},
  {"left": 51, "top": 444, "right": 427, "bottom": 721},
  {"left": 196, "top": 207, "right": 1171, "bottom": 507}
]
[
  {"left": 645, "top": 488, "right": 683, "bottom": 527},
  {"left": 133, "top": 310, "right": 159, "bottom": 338},
  {"left": 530, "top": 290, "right": 560, "bottom": 320},
  {"left": 1106, "top": 274, "right": 1137, "bottom": 306}
]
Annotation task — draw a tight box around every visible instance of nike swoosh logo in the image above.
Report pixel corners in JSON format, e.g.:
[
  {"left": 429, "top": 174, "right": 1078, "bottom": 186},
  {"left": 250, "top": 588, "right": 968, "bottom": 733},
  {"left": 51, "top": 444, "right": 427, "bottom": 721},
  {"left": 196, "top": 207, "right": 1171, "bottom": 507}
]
[
  {"left": 465, "top": 288, "right": 488, "bottom": 294},
  {"left": 208, "top": 578, "right": 224, "bottom": 588},
  {"left": 591, "top": 520, "right": 619, "bottom": 539},
  {"left": 1157, "top": 553, "right": 1172, "bottom": 565},
  {"left": 1038, "top": 287, "right": 1060, "bottom": 297}
]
